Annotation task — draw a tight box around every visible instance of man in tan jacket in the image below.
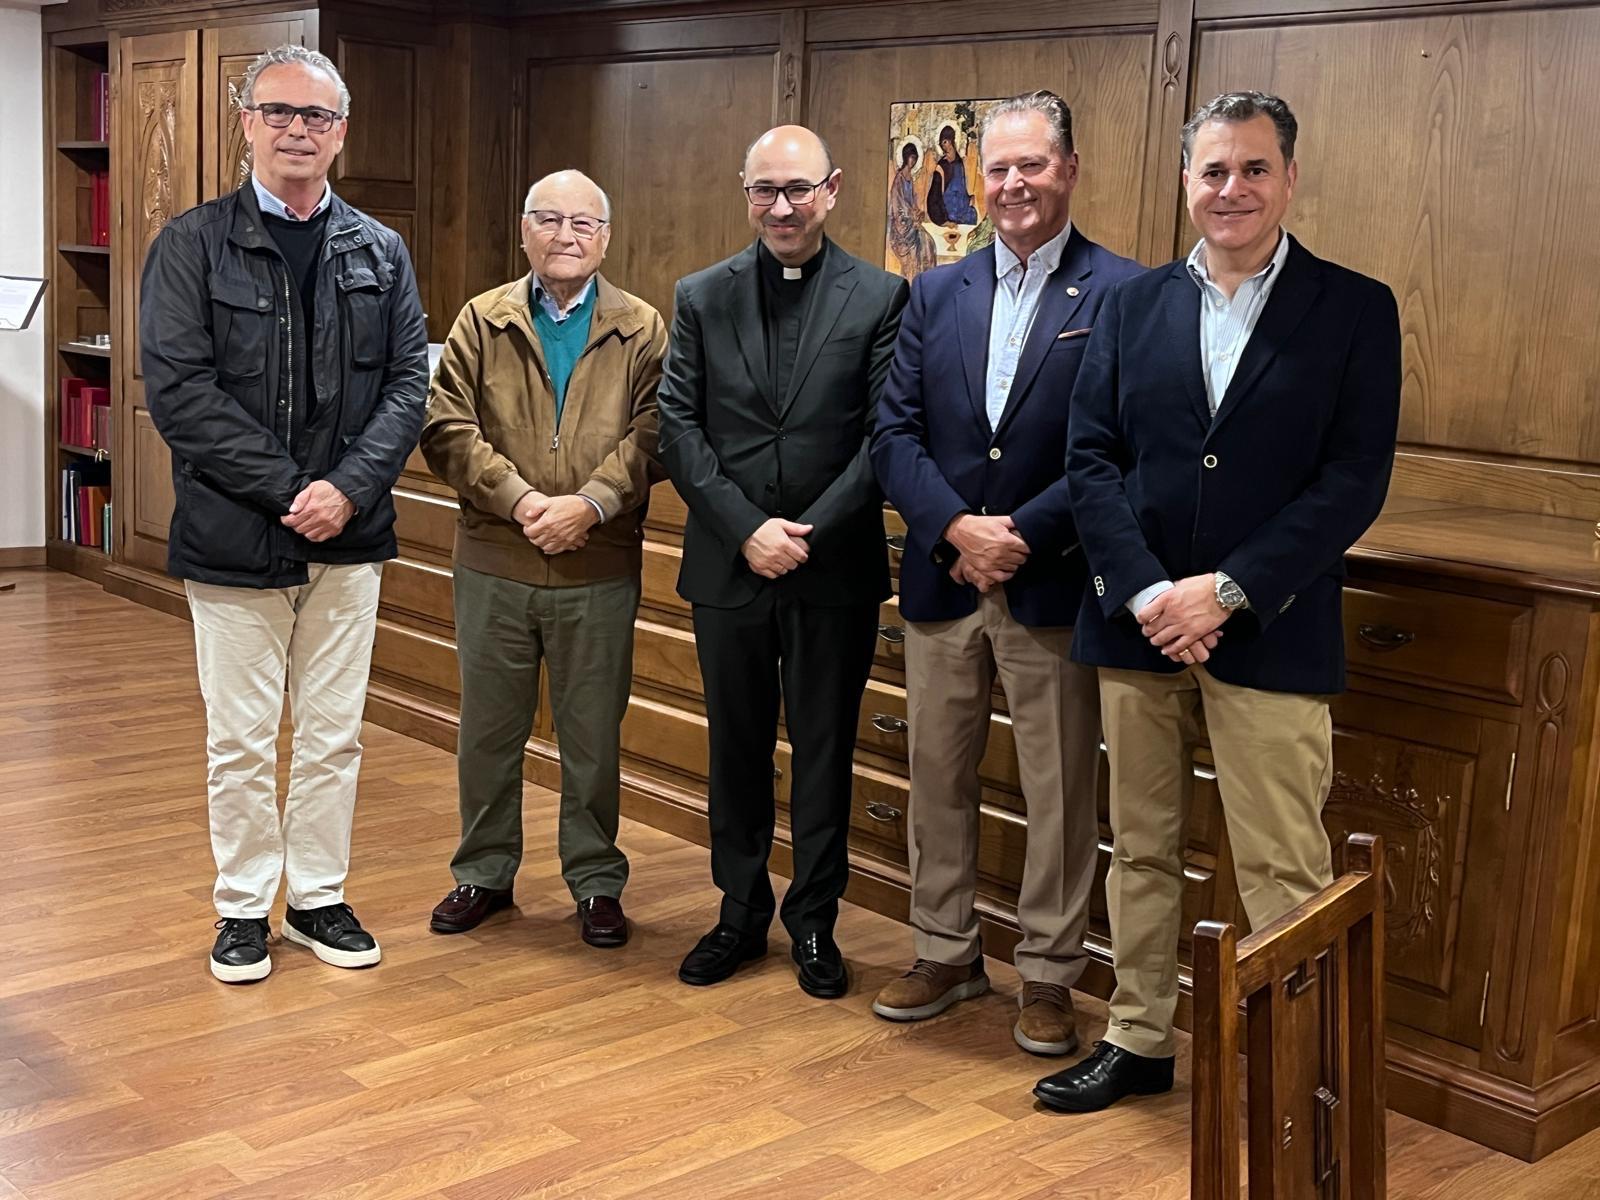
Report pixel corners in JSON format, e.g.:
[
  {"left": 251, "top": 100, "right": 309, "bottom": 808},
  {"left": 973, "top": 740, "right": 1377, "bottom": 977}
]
[{"left": 421, "top": 169, "right": 665, "bottom": 947}]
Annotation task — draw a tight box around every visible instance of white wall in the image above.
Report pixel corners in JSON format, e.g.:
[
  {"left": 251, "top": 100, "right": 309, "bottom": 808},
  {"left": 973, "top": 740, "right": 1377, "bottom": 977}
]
[{"left": 0, "top": 3, "right": 46, "bottom": 549}]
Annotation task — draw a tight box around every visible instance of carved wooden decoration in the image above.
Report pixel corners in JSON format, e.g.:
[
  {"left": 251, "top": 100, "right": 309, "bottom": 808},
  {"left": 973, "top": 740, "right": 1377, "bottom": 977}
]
[
  {"left": 225, "top": 75, "right": 251, "bottom": 188},
  {"left": 136, "top": 78, "right": 176, "bottom": 258}
]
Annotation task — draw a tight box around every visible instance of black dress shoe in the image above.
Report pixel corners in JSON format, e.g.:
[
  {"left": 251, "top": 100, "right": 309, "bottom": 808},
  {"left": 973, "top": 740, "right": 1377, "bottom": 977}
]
[
  {"left": 678, "top": 923, "right": 767, "bottom": 986},
  {"left": 791, "top": 931, "right": 848, "bottom": 999},
  {"left": 1033, "top": 1041, "right": 1175, "bottom": 1113},
  {"left": 430, "top": 883, "right": 514, "bottom": 933},
  {"left": 578, "top": 896, "right": 628, "bottom": 948}
]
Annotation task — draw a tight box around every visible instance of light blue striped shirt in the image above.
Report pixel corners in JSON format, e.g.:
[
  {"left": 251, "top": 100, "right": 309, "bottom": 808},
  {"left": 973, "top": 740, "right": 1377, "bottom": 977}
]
[
  {"left": 251, "top": 173, "right": 331, "bottom": 222},
  {"left": 986, "top": 220, "right": 1073, "bottom": 429}
]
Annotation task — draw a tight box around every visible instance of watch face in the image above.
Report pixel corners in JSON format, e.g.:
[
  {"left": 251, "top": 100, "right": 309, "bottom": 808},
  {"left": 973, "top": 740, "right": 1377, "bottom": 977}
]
[{"left": 1219, "top": 580, "right": 1245, "bottom": 608}]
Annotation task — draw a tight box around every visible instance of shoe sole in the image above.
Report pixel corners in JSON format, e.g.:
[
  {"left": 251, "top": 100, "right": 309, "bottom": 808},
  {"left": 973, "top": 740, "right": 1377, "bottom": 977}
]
[
  {"left": 872, "top": 974, "right": 990, "bottom": 1021},
  {"left": 678, "top": 943, "right": 767, "bottom": 986},
  {"left": 429, "top": 896, "right": 514, "bottom": 934},
  {"left": 282, "top": 922, "right": 382, "bottom": 968},
  {"left": 582, "top": 929, "right": 629, "bottom": 949},
  {"left": 210, "top": 955, "right": 271, "bottom": 984},
  {"left": 1014, "top": 1025, "right": 1081, "bottom": 1057},
  {"left": 1032, "top": 1079, "right": 1173, "bottom": 1113}
]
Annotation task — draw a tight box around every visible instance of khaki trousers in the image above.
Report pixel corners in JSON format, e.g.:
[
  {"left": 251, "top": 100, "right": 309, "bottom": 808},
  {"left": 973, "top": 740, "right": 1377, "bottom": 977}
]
[
  {"left": 185, "top": 563, "right": 383, "bottom": 919},
  {"left": 903, "top": 588, "right": 1101, "bottom": 986},
  {"left": 1100, "top": 664, "right": 1335, "bottom": 1057}
]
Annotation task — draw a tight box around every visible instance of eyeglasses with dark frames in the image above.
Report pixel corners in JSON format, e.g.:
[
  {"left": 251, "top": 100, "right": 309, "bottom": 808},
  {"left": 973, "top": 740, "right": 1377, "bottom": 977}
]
[
  {"left": 742, "top": 177, "right": 834, "bottom": 207},
  {"left": 524, "top": 210, "right": 609, "bottom": 240},
  {"left": 244, "top": 102, "right": 344, "bottom": 134}
]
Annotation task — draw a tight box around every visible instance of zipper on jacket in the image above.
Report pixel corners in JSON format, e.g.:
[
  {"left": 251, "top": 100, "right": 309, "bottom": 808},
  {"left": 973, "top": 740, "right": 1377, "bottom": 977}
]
[
  {"left": 281, "top": 261, "right": 295, "bottom": 449},
  {"left": 550, "top": 432, "right": 560, "bottom": 451}
]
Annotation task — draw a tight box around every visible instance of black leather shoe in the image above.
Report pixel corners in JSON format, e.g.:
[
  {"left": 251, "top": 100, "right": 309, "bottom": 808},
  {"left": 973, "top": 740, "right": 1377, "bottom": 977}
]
[
  {"left": 430, "top": 883, "right": 514, "bottom": 934},
  {"left": 791, "top": 931, "right": 848, "bottom": 999},
  {"left": 283, "top": 903, "right": 381, "bottom": 969},
  {"left": 577, "top": 896, "right": 628, "bottom": 948},
  {"left": 1033, "top": 1041, "right": 1175, "bottom": 1113},
  {"left": 678, "top": 923, "right": 767, "bottom": 986},
  {"left": 210, "top": 917, "right": 271, "bottom": 984}
]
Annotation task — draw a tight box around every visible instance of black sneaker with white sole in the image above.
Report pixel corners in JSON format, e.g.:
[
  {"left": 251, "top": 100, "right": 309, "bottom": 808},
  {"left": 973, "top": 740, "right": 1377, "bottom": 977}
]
[
  {"left": 283, "top": 902, "right": 382, "bottom": 969},
  {"left": 210, "top": 917, "right": 272, "bottom": 983}
]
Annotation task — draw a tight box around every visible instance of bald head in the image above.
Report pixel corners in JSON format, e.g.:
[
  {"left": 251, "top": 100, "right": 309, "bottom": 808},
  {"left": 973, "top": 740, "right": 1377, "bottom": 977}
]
[
  {"left": 523, "top": 169, "right": 610, "bottom": 221},
  {"left": 743, "top": 125, "right": 833, "bottom": 179}
]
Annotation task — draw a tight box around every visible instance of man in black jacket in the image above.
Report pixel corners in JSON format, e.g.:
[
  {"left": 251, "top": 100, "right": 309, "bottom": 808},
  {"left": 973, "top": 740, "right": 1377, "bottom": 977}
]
[
  {"left": 658, "top": 125, "right": 908, "bottom": 998},
  {"left": 141, "top": 45, "right": 428, "bottom": 984}
]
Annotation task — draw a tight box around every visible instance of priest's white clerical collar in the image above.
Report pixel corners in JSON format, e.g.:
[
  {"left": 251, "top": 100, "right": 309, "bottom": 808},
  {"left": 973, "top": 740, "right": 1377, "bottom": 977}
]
[{"left": 783, "top": 266, "right": 803, "bottom": 281}]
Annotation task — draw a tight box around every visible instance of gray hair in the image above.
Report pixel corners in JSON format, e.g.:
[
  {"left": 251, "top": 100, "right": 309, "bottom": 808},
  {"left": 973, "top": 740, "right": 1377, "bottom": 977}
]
[
  {"left": 241, "top": 45, "right": 350, "bottom": 117},
  {"left": 1181, "top": 91, "right": 1297, "bottom": 167},
  {"left": 523, "top": 170, "right": 612, "bottom": 221},
  {"left": 980, "top": 90, "right": 1074, "bottom": 159}
]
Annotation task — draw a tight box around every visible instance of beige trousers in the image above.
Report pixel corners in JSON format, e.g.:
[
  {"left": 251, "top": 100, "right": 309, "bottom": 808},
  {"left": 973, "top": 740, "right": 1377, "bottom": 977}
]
[
  {"left": 1099, "top": 664, "right": 1334, "bottom": 1057},
  {"left": 903, "top": 588, "right": 1102, "bottom": 986},
  {"left": 185, "top": 562, "right": 383, "bottom": 918}
]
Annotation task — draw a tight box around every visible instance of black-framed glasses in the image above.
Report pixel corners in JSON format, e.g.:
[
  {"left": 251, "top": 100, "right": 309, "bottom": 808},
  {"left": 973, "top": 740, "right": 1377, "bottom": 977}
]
[
  {"left": 244, "top": 102, "right": 343, "bottom": 133},
  {"left": 743, "top": 176, "right": 833, "bottom": 207},
  {"left": 524, "top": 210, "right": 609, "bottom": 240}
]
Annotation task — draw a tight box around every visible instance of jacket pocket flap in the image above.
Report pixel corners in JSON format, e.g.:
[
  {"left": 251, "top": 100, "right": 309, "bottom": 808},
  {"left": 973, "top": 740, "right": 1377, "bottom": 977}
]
[
  {"left": 209, "top": 269, "right": 269, "bottom": 312},
  {"left": 336, "top": 262, "right": 395, "bottom": 293}
]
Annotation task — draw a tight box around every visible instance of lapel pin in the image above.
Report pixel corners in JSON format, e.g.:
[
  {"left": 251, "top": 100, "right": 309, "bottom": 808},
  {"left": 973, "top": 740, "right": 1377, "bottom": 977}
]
[{"left": 1066, "top": 286, "right": 1080, "bottom": 297}]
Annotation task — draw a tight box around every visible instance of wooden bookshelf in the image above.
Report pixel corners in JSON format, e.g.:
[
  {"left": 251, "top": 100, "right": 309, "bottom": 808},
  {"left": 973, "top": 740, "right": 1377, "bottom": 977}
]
[{"left": 44, "top": 31, "right": 114, "bottom": 571}]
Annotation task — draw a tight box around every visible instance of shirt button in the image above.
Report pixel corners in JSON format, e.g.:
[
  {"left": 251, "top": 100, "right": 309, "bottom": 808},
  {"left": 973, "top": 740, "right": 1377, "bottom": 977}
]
[
  {"left": 989, "top": 447, "right": 1002, "bottom": 461},
  {"left": 1204, "top": 454, "right": 1218, "bottom": 468}
]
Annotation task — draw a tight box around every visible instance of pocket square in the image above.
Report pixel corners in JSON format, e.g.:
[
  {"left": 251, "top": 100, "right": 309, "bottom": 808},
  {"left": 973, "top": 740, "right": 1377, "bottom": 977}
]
[{"left": 1057, "top": 328, "right": 1092, "bottom": 340}]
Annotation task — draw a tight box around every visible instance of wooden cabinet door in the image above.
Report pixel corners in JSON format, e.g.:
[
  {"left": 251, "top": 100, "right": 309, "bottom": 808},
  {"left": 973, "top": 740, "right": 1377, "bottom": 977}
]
[
  {"left": 115, "top": 30, "right": 198, "bottom": 576},
  {"left": 201, "top": 18, "right": 306, "bottom": 201},
  {"left": 1326, "top": 690, "right": 1517, "bottom": 1050}
]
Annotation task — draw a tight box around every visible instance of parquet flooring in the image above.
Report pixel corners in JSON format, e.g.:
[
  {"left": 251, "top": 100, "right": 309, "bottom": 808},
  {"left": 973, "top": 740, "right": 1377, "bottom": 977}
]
[{"left": 3, "top": 566, "right": 1599, "bottom": 1198}]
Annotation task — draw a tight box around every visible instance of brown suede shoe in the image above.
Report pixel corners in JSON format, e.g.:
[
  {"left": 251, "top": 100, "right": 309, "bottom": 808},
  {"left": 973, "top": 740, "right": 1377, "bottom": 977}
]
[
  {"left": 871, "top": 957, "right": 989, "bottom": 1021},
  {"left": 429, "top": 883, "right": 513, "bottom": 934},
  {"left": 578, "top": 896, "right": 628, "bottom": 948},
  {"left": 1014, "top": 981, "right": 1079, "bottom": 1056}
]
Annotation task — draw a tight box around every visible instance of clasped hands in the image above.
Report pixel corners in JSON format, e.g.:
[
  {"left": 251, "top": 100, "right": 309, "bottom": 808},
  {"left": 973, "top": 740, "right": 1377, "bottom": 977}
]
[
  {"left": 742, "top": 518, "right": 814, "bottom": 579},
  {"left": 943, "top": 513, "right": 1028, "bottom": 592},
  {"left": 1136, "top": 573, "right": 1230, "bottom": 664},
  {"left": 514, "top": 491, "right": 599, "bottom": 554},
  {"left": 282, "top": 480, "right": 354, "bottom": 542}
]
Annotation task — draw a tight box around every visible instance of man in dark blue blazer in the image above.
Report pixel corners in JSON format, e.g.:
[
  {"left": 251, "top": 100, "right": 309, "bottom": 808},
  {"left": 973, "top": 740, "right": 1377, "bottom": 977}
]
[
  {"left": 870, "top": 91, "right": 1144, "bottom": 1057},
  {"left": 1036, "top": 92, "right": 1402, "bottom": 1114}
]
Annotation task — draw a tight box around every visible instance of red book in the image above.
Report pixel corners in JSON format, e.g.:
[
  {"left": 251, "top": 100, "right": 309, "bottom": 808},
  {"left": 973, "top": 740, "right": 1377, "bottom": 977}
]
[
  {"left": 60, "top": 377, "right": 85, "bottom": 445},
  {"left": 91, "top": 171, "right": 110, "bottom": 246},
  {"left": 82, "top": 386, "right": 110, "bottom": 450},
  {"left": 91, "top": 401, "right": 111, "bottom": 452}
]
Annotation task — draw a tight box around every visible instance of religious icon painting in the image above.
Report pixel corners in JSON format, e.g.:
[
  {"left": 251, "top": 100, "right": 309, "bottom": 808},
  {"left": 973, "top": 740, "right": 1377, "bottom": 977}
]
[{"left": 885, "top": 98, "right": 1002, "bottom": 282}]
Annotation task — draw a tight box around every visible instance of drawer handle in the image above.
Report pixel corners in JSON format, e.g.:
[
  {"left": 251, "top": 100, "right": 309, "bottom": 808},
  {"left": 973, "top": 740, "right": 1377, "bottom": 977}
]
[
  {"left": 877, "top": 623, "right": 906, "bottom": 644},
  {"left": 865, "top": 801, "right": 903, "bottom": 822},
  {"left": 773, "top": 766, "right": 783, "bottom": 779},
  {"left": 1357, "top": 623, "right": 1415, "bottom": 652},
  {"left": 885, "top": 533, "right": 906, "bottom": 551},
  {"left": 871, "top": 713, "right": 909, "bottom": 734}
]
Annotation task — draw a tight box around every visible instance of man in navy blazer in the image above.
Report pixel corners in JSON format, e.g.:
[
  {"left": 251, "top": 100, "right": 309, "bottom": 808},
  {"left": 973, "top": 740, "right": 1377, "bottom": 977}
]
[
  {"left": 1036, "top": 92, "right": 1402, "bottom": 1114},
  {"left": 870, "top": 91, "right": 1143, "bottom": 1057}
]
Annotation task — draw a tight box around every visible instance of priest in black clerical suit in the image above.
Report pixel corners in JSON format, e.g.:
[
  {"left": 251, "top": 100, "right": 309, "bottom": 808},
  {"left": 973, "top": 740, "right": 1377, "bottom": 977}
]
[{"left": 658, "top": 124, "right": 909, "bottom": 999}]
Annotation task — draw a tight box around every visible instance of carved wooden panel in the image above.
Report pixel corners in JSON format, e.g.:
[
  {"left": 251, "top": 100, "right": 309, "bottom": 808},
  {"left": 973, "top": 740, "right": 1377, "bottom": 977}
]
[
  {"left": 806, "top": 31, "right": 1153, "bottom": 268},
  {"left": 1191, "top": 7, "right": 1600, "bottom": 465},
  {"left": 201, "top": 21, "right": 305, "bottom": 203},
  {"left": 336, "top": 39, "right": 417, "bottom": 185},
  {"left": 1326, "top": 692, "right": 1514, "bottom": 1049}
]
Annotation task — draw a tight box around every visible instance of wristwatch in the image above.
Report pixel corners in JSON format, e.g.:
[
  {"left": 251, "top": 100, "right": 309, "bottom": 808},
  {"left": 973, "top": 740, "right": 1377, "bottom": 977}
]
[{"left": 1214, "top": 571, "right": 1248, "bottom": 611}]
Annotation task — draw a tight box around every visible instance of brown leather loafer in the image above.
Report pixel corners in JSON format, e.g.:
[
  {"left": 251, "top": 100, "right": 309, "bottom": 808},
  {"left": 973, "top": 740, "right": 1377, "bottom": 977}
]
[
  {"left": 578, "top": 896, "right": 628, "bottom": 948},
  {"left": 429, "top": 883, "right": 513, "bottom": 933}
]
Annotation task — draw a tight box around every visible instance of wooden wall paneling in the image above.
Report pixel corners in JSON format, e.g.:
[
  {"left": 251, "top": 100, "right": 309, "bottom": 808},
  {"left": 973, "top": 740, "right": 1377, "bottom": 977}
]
[
  {"left": 199, "top": 16, "right": 306, "bottom": 201},
  {"left": 773, "top": 8, "right": 804, "bottom": 125},
  {"left": 523, "top": 11, "right": 782, "bottom": 62},
  {"left": 802, "top": 0, "right": 1159, "bottom": 43},
  {"left": 526, "top": 51, "right": 779, "bottom": 318},
  {"left": 1189, "top": 7, "right": 1600, "bottom": 466},
  {"left": 114, "top": 29, "right": 199, "bottom": 579},
  {"left": 429, "top": 17, "right": 517, "bottom": 338},
  {"left": 1135, "top": 0, "right": 1195, "bottom": 264},
  {"left": 805, "top": 29, "right": 1154, "bottom": 269}
]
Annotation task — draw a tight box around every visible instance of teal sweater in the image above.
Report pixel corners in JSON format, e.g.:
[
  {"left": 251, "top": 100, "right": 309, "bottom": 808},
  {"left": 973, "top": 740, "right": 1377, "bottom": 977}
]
[{"left": 531, "top": 283, "right": 596, "bottom": 425}]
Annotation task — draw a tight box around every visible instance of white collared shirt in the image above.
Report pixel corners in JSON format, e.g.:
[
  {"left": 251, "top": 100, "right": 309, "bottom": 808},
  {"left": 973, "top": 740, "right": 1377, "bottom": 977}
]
[
  {"left": 986, "top": 220, "right": 1073, "bottom": 429},
  {"left": 1186, "top": 229, "right": 1289, "bottom": 415},
  {"left": 251, "top": 173, "right": 331, "bottom": 222}
]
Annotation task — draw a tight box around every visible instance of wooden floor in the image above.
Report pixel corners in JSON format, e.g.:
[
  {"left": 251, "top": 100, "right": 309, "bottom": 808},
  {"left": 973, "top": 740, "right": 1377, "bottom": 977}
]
[{"left": 3, "top": 568, "right": 1599, "bottom": 1199}]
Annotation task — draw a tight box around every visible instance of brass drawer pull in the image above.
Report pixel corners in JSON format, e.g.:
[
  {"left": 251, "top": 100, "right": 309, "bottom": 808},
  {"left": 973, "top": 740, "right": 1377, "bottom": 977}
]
[
  {"left": 1357, "top": 623, "right": 1415, "bottom": 652},
  {"left": 885, "top": 533, "right": 906, "bottom": 551},
  {"left": 865, "top": 801, "right": 903, "bottom": 822},
  {"left": 876, "top": 623, "right": 906, "bottom": 644},
  {"left": 871, "top": 713, "right": 909, "bottom": 734}
]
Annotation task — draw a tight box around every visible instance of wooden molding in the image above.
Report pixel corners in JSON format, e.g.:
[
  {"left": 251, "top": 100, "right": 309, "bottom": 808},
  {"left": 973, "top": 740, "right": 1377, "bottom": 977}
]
[{"left": 0, "top": 548, "right": 48, "bottom": 569}]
